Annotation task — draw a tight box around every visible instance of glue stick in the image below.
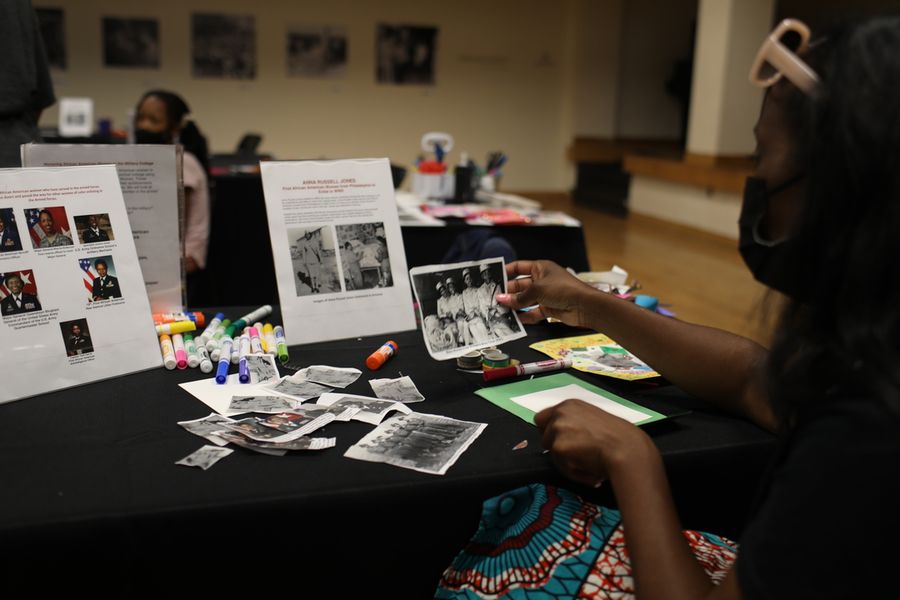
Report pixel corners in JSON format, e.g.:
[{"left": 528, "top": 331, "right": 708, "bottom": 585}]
[{"left": 366, "top": 340, "right": 398, "bottom": 370}]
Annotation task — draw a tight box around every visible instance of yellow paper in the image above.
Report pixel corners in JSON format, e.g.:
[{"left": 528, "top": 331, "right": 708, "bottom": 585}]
[{"left": 529, "top": 333, "right": 659, "bottom": 381}]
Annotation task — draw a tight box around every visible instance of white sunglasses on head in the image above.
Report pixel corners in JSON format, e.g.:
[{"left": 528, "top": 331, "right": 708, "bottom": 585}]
[{"left": 749, "top": 18, "right": 822, "bottom": 95}]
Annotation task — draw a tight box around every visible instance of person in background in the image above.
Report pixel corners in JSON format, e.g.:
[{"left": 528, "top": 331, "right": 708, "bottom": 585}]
[
  {"left": 134, "top": 90, "right": 210, "bottom": 303},
  {"left": 0, "top": 0, "right": 55, "bottom": 168},
  {"left": 439, "top": 16, "right": 900, "bottom": 599}
]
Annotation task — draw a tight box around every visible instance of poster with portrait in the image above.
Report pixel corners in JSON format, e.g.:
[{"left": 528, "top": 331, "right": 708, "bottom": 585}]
[
  {"left": 260, "top": 158, "right": 416, "bottom": 345},
  {"left": 376, "top": 24, "right": 438, "bottom": 85},
  {"left": 102, "top": 17, "right": 160, "bottom": 68},
  {"left": 0, "top": 165, "right": 161, "bottom": 405},
  {"left": 287, "top": 25, "right": 347, "bottom": 78},
  {"left": 192, "top": 13, "right": 256, "bottom": 79},
  {"left": 409, "top": 258, "right": 526, "bottom": 360}
]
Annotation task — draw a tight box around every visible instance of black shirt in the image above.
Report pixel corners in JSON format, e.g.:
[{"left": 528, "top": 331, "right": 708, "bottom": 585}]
[{"left": 737, "top": 395, "right": 900, "bottom": 598}]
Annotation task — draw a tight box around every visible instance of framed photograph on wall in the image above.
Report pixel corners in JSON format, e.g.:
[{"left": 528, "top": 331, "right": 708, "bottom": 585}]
[
  {"left": 287, "top": 25, "right": 347, "bottom": 78},
  {"left": 192, "top": 13, "right": 256, "bottom": 79},
  {"left": 376, "top": 24, "right": 438, "bottom": 85},
  {"left": 102, "top": 17, "right": 159, "bottom": 68}
]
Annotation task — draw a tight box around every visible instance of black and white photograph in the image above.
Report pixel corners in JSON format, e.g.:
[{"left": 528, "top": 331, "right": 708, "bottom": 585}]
[
  {"left": 228, "top": 395, "right": 299, "bottom": 414},
  {"left": 191, "top": 13, "right": 256, "bottom": 79},
  {"left": 369, "top": 375, "right": 425, "bottom": 403},
  {"left": 177, "top": 413, "right": 234, "bottom": 446},
  {"left": 243, "top": 354, "right": 280, "bottom": 384},
  {"left": 287, "top": 25, "right": 347, "bottom": 78},
  {"left": 36, "top": 8, "right": 66, "bottom": 70},
  {"left": 317, "top": 393, "right": 411, "bottom": 425},
  {"left": 102, "top": 17, "right": 159, "bottom": 68},
  {"left": 335, "top": 222, "right": 392, "bottom": 291},
  {"left": 59, "top": 318, "right": 94, "bottom": 357},
  {"left": 410, "top": 258, "right": 526, "bottom": 360},
  {"left": 175, "top": 445, "right": 233, "bottom": 470},
  {"left": 376, "top": 24, "right": 438, "bottom": 85},
  {"left": 344, "top": 412, "right": 487, "bottom": 475},
  {"left": 264, "top": 376, "right": 333, "bottom": 400},
  {"left": 288, "top": 225, "right": 341, "bottom": 296},
  {"left": 290, "top": 365, "right": 361, "bottom": 388}
]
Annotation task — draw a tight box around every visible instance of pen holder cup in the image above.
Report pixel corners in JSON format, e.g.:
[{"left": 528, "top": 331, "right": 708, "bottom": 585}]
[
  {"left": 412, "top": 173, "right": 455, "bottom": 200},
  {"left": 479, "top": 174, "right": 500, "bottom": 193}
]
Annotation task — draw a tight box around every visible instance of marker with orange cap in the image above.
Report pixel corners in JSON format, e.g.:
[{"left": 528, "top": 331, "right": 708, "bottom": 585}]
[{"left": 366, "top": 340, "right": 398, "bottom": 370}]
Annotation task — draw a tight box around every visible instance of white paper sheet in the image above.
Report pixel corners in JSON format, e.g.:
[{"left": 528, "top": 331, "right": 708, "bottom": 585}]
[
  {"left": 0, "top": 165, "right": 162, "bottom": 404},
  {"left": 21, "top": 144, "right": 185, "bottom": 312},
  {"left": 260, "top": 158, "right": 416, "bottom": 344},
  {"left": 510, "top": 383, "right": 651, "bottom": 424},
  {"left": 179, "top": 374, "right": 284, "bottom": 416}
]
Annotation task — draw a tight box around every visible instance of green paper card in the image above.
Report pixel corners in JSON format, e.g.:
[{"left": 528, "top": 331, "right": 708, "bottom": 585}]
[{"left": 475, "top": 373, "right": 666, "bottom": 426}]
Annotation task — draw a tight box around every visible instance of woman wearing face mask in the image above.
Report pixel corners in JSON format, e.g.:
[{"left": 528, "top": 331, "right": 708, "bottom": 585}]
[
  {"left": 134, "top": 90, "right": 210, "bottom": 297},
  {"left": 438, "top": 17, "right": 900, "bottom": 600}
]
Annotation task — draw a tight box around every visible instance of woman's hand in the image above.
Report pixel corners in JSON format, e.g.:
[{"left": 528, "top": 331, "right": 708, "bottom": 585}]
[
  {"left": 534, "top": 399, "right": 657, "bottom": 487},
  {"left": 496, "top": 260, "right": 598, "bottom": 327}
]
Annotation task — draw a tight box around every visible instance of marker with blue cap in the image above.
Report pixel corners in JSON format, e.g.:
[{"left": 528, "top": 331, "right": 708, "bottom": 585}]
[{"left": 215, "top": 338, "right": 233, "bottom": 384}]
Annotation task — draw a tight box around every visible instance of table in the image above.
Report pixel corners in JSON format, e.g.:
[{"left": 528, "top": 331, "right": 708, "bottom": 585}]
[
  {"left": 0, "top": 314, "right": 773, "bottom": 592},
  {"left": 198, "top": 174, "right": 591, "bottom": 307}
]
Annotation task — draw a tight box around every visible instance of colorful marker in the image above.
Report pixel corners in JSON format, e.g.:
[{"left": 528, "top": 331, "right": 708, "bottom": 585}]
[
  {"left": 184, "top": 333, "right": 200, "bottom": 368},
  {"left": 206, "top": 319, "right": 231, "bottom": 352},
  {"left": 366, "top": 340, "right": 398, "bottom": 370},
  {"left": 248, "top": 327, "right": 264, "bottom": 354},
  {"left": 171, "top": 333, "right": 188, "bottom": 370},
  {"left": 482, "top": 357, "right": 573, "bottom": 382},
  {"left": 238, "top": 356, "right": 250, "bottom": 383},
  {"left": 230, "top": 335, "right": 241, "bottom": 365},
  {"left": 196, "top": 344, "right": 214, "bottom": 373},
  {"left": 159, "top": 334, "right": 176, "bottom": 370},
  {"left": 196, "top": 312, "right": 225, "bottom": 346},
  {"left": 215, "top": 338, "right": 233, "bottom": 384},
  {"left": 155, "top": 320, "right": 197, "bottom": 336},
  {"left": 273, "top": 325, "right": 289, "bottom": 364},
  {"left": 225, "top": 305, "right": 273, "bottom": 337},
  {"left": 153, "top": 311, "right": 206, "bottom": 327},
  {"left": 263, "top": 323, "right": 277, "bottom": 356},
  {"left": 252, "top": 322, "right": 266, "bottom": 352}
]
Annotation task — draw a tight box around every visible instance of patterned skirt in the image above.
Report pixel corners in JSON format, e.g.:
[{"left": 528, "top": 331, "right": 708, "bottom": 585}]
[{"left": 436, "top": 484, "right": 737, "bottom": 599}]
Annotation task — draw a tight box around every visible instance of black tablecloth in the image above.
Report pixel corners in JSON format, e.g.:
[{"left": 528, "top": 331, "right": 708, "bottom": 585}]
[{"left": 0, "top": 313, "right": 772, "bottom": 590}]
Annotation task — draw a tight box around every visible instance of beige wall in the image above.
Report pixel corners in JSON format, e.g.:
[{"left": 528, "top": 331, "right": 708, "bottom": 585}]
[{"left": 35, "top": 0, "right": 633, "bottom": 191}]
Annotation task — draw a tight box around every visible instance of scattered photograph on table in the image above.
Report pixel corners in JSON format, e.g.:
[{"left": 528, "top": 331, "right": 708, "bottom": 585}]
[
  {"left": 287, "top": 225, "right": 341, "bottom": 296},
  {"left": 214, "top": 431, "right": 286, "bottom": 456},
  {"left": 344, "top": 412, "right": 486, "bottom": 475},
  {"left": 59, "top": 318, "right": 94, "bottom": 356},
  {"left": 36, "top": 8, "right": 67, "bottom": 70},
  {"left": 1, "top": 270, "right": 43, "bottom": 316},
  {"left": 369, "top": 375, "right": 425, "bottom": 403},
  {"left": 287, "top": 25, "right": 347, "bottom": 78},
  {"left": 74, "top": 213, "right": 114, "bottom": 244},
  {"left": 317, "top": 392, "right": 411, "bottom": 425},
  {"left": 376, "top": 24, "right": 437, "bottom": 85},
  {"left": 178, "top": 413, "right": 235, "bottom": 446},
  {"left": 291, "top": 365, "right": 361, "bottom": 388},
  {"left": 244, "top": 354, "right": 280, "bottom": 383},
  {"left": 102, "top": 17, "right": 159, "bottom": 68},
  {"left": 257, "top": 411, "right": 334, "bottom": 435},
  {"left": 264, "top": 376, "right": 333, "bottom": 400},
  {"left": 0, "top": 208, "right": 23, "bottom": 252},
  {"left": 228, "top": 395, "right": 299, "bottom": 414},
  {"left": 25, "top": 207, "right": 73, "bottom": 249},
  {"left": 192, "top": 13, "right": 256, "bottom": 79},
  {"left": 176, "top": 445, "right": 234, "bottom": 470},
  {"left": 410, "top": 258, "right": 526, "bottom": 360},
  {"left": 79, "top": 255, "right": 121, "bottom": 302},
  {"left": 335, "top": 222, "right": 392, "bottom": 290}
]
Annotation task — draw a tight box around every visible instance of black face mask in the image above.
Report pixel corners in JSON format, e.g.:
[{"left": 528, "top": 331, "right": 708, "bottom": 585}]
[
  {"left": 134, "top": 129, "right": 170, "bottom": 145},
  {"left": 738, "top": 176, "right": 808, "bottom": 299}
]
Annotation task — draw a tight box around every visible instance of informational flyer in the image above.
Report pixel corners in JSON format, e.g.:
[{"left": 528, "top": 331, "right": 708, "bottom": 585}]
[
  {"left": 21, "top": 143, "right": 184, "bottom": 312},
  {"left": 0, "top": 165, "right": 162, "bottom": 404},
  {"left": 260, "top": 158, "right": 416, "bottom": 344}
]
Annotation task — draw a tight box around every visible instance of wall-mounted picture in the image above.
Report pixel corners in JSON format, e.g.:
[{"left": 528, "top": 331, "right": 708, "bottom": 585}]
[
  {"left": 409, "top": 258, "right": 525, "bottom": 360},
  {"left": 192, "top": 13, "right": 256, "bottom": 79},
  {"left": 287, "top": 25, "right": 347, "bottom": 78},
  {"left": 335, "top": 222, "right": 392, "bottom": 291},
  {"left": 0, "top": 270, "right": 42, "bottom": 316},
  {"left": 60, "top": 318, "right": 94, "bottom": 357},
  {"left": 376, "top": 24, "right": 438, "bottom": 85},
  {"left": 35, "top": 7, "right": 66, "bottom": 70},
  {"left": 79, "top": 255, "right": 121, "bottom": 302},
  {"left": 25, "top": 206, "right": 73, "bottom": 249},
  {"left": 287, "top": 226, "right": 340, "bottom": 296},
  {"left": 102, "top": 17, "right": 159, "bottom": 68},
  {"left": 74, "top": 213, "right": 114, "bottom": 244},
  {"left": 0, "top": 208, "right": 23, "bottom": 253}
]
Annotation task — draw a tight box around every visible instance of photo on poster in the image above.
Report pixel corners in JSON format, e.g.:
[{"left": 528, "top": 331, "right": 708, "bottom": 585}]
[
  {"left": 287, "top": 25, "right": 347, "bottom": 78},
  {"left": 410, "top": 258, "right": 525, "bottom": 360},
  {"left": 74, "top": 213, "right": 114, "bottom": 244},
  {"left": 60, "top": 317, "right": 94, "bottom": 356},
  {"left": 376, "top": 24, "right": 438, "bottom": 85},
  {"left": 102, "top": 17, "right": 159, "bottom": 68},
  {"left": 79, "top": 255, "right": 122, "bottom": 302},
  {"left": 335, "top": 222, "right": 392, "bottom": 291},
  {"left": 36, "top": 8, "right": 67, "bottom": 70},
  {"left": 25, "top": 207, "right": 74, "bottom": 249},
  {"left": 192, "top": 13, "right": 256, "bottom": 79},
  {"left": 287, "top": 225, "right": 340, "bottom": 296},
  {"left": 0, "top": 208, "right": 24, "bottom": 252},
  {"left": 0, "top": 269, "right": 42, "bottom": 317}
]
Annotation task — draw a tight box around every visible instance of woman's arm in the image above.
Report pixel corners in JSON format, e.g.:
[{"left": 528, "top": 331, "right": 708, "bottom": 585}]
[{"left": 501, "top": 260, "right": 776, "bottom": 432}]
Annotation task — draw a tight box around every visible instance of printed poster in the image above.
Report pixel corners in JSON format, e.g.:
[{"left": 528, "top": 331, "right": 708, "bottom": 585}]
[
  {"left": 21, "top": 144, "right": 184, "bottom": 311},
  {"left": 0, "top": 165, "right": 162, "bottom": 404},
  {"left": 260, "top": 158, "right": 416, "bottom": 344}
]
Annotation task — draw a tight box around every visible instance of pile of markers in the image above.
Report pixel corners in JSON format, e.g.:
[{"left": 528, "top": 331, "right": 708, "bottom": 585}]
[{"left": 153, "top": 305, "right": 290, "bottom": 377}]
